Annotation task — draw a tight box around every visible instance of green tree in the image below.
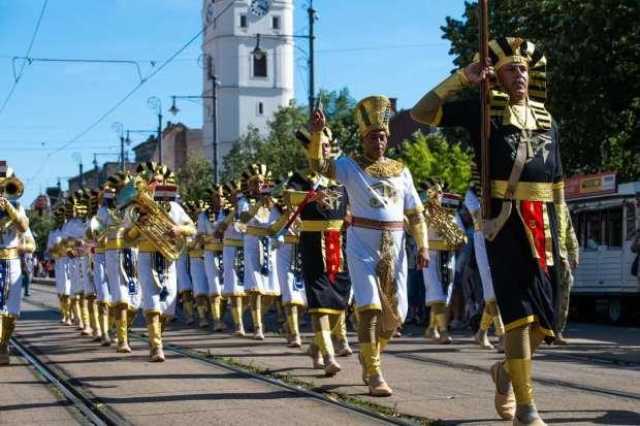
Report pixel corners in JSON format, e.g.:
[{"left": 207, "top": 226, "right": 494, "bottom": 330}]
[
  {"left": 441, "top": 0, "right": 640, "bottom": 181},
  {"left": 220, "top": 89, "right": 361, "bottom": 181},
  {"left": 391, "top": 131, "right": 473, "bottom": 194},
  {"left": 175, "top": 154, "right": 214, "bottom": 203},
  {"left": 28, "top": 211, "right": 56, "bottom": 256}
]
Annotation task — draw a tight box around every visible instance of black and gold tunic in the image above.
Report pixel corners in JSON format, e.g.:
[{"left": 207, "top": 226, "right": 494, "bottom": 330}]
[
  {"left": 285, "top": 171, "right": 351, "bottom": 314},
  {"left": 413, "top": 80, "right": 568, "bottom": 340}
]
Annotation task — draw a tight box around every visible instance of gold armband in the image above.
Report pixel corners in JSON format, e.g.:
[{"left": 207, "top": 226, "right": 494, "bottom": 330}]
[
  {"left": 5, "top": 203, "right": 28, "bottom": 232},
  {"left": 407, "top": 212, "right": 429, "bottom": 251},
  {"left": 411, "top": 69, "right": 469, "bottom": 127}
]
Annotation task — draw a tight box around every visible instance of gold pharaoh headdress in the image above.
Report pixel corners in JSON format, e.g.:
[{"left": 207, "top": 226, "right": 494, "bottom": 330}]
[
  {"left": 354, "top": 95, "right": 393, "bottom": 137},
  {"left": 475, "top": 37, "right": 547, "bottom": 103}
]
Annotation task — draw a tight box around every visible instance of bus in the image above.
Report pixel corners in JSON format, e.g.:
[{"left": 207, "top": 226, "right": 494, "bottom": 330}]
[{"left": 566, "top": 173, "right": 640, "bottom": 323}]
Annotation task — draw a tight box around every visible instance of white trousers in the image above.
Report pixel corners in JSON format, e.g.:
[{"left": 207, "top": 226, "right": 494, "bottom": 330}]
[{"left": 93, "top": 253, "right": 111, "bottom": 304}]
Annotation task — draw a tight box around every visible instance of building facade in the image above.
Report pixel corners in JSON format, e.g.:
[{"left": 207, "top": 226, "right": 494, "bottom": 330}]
[{"left": 201, "top": 0, "right": 295, "bottom": 175}]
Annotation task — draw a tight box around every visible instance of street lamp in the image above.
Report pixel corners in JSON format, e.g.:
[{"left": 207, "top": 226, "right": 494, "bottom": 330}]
[
  {"left": 252, "top": 0, "right": 316, "bottom": 117},
  {"left": 169, "top": 91, "right": 219, "bottom": 184},
  {"left": 147, "top": 96, "right": 163, "bottom": 164}
]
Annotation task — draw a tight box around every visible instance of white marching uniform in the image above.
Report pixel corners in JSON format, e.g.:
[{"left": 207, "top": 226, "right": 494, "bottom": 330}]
[
  {"left": 423, "top": 212, "right": 463, "bottom": 306},
  {"left": 244, "top": 206, "right": 281, "bottom": 296},
  {"left": 222, "top": 196, "right": 250, "bottom": 297},
  {"left": 276, "top": 233, "right": 306, "bottom": 306},
  {"left": 137, "top": 201, "right": 192, "bottom": 317},
  {"left": 190, "top": 212, "right": 211, "bottom": 298},
  {"left": 0, "top": 207, "right": 30, "bottom": 317},
  {"left": 90, "top": 209, "right": 111, "bottom": 304},
  {"left": 464, "top": 190, "right": 496, "bottom": 302},
  {"left": 202, "top": 210, "right": 224, "bottom": 297},
  {"left": 47, "top": 227, "right": 71, "bottom": 296},
  {"left": 176, "top": 251, "right": 192, "bottom": 294},
  {"left": 102, "top": 208, "right": 141, "bottom": 308},
  {"left": 61, "top": 218, "right": 89, "bottom": 296},
  {"left": 335, "top": 157, "right": 422, "bottom": 320}
]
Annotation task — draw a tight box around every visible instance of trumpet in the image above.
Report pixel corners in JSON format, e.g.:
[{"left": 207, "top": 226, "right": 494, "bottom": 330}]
[{"left": 0, "top": 176, "right": 24, "bottom": 199}]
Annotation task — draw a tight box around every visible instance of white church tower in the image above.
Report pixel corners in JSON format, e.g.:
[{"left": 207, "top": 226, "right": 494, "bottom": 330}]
[{"left": 202, "top": 0, "right": 295, "bottom": 177}]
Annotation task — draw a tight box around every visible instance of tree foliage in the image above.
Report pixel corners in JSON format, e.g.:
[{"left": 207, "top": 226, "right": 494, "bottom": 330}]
[
  {"left": 175, "top": 154, "right": 214, "bottom": 203},
  {"left": 221, "top": 89, "right": 361, "bottom": 182},
  {"left": 391, "top": 131, "right": 473, "bottom": 194},
  {"left": 441, "top": 0, "right": 640, "bottom": 180},
  {"left": 27, "top": 211, "right": 55, "bottom": 256}
]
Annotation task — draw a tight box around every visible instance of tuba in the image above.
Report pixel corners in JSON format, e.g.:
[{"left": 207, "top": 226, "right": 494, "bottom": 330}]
[
  {"left": 0, "top": 176, "right": 24, "bottom": 199},
  {"left": 117, "top": 178, "right": 185, "bottom": 261}
]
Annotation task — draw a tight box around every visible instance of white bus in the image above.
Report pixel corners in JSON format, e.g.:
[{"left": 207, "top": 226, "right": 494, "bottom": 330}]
[{"left": 567, "top": 176, "right": 640, "bottom": 323}]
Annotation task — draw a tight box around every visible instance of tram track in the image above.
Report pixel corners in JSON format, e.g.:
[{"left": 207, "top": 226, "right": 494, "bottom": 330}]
[
  {"left": 9, "top": 335, "right": 131, "bottom": 426},
  {"left": 20, "top": 293, "right": 424, "bottom": 426}
]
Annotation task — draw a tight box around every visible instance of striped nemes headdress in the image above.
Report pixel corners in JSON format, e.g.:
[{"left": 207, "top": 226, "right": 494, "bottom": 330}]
[
  {"left": 354, "top": 95, "right": 393, "bottom": 137},
  {"left": 106, "top": 171, "right": 132, "bottom": 191},
  {"left": 222, "top": 180, "right": 242, "bottom": 198},
  {"left": 476, "top": 37, "right": 547, "bottom": 103},
  {"left": 66, "top": 188, "right": 90, "bottom": 218},
  {"left": 242, "top": 163, "right": 272, "bottom": 194},
  {"left": 89, "top": 189, "right": 101, "bottom": 216},
  {"left": 136, "top": 161, "right": 176, "bottom": 185}
]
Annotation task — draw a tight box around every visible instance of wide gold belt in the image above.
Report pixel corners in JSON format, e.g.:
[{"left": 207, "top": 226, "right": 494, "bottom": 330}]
[
  {"left": 95, "top": 247, "right": 106, "bottom": 254},
  {"left": 223, "top": 239, "right": 243, "bottom": 248},
  {"left": 205, "top": 242, "right": 223, "bottom": 252},
  {"left": 189, "top": 250, "right": 204, "bottom": 258},
  {"left": 246, "top": 225, "right": 271, "bottom": 237},
  {"left": 284, "top": 235, "right": 299, "bottom": 244},
  {"left": 0, "top": 248, "right": 18, "bottom": 260},
  {"left": 138, "top": 240, "right": 157, "bottom": 253},
  {"left": 491, "top": 180, "right": 561, "bottom": 203},
  {"left": 299, "top": 220, "right": 343, "bottom": 232},
  {"left": 429, "top": 240, "right": 457, "bottom": 251},
  {"left": 105, "top": 239, "right": 134, "bottom": 250}
]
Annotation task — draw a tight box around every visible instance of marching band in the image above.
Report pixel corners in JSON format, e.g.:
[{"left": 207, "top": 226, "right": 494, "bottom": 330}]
[{"left": 0, "top": 36, "right": 575, "bottom": 426}]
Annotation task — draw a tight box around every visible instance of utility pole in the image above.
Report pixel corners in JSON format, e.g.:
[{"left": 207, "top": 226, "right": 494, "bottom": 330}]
[
  {"left": 208, "top": 56, "right": 219, "bottom": 184},
  {"left": 79, "top": 162, "right": 84, "bottom": 187},
  {"left": 93, "top": 154, "right": 100, "bottom": 187},
  {"left": 147, "top": 97, "right": 163, "bottom": 164},
  {"left": 308, "top": 0, "right": 316, "bottom": 117},
  {"left": 120, "top": 133, "right": 126, "bottom": 171}
]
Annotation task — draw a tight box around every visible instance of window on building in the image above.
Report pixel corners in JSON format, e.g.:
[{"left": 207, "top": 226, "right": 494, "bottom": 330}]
[
  {"left": 240, "top": 14, "right": 247, "bottom": 28},
  {"left": 258, "top": 102, "right": 264, "bottom": 116},
  {"left": 253, "top": 53, "right": 267, "bottom": 78},
  {"left": 272, "top": 16, "right": 280, "bottom": 30}
]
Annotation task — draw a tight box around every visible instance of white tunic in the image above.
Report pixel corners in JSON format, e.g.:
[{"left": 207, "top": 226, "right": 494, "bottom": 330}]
[
  {"left": 203, "top": 210, "right": 224, "bottom": 297},
  {"left": 176, "top": 251, "right": 192, "bottom": 293},
  {"left": 334, "top": 157, "right": 422, "bottom": 320},
  {"left": 61, "top": 218, "right": 89, "bottom": 296},
  {"left": 243, "top": 206, "right": 280, "bottom": 296},
  {"left": 48, "top": 227, "right": 71, "bottom": 296},
  {"left": 222, "top": 196, "right": 250, "bottom": 297},
  {"left": 137, "top": 201, "right": 191, "bottom": 317},
  {"left": 276, "top": 237, "right": 306, "bottom": 306},
  {"left": 91, "top": 209, "right": 110, "bottom": 303},
  {"left": 1, "top": 209, "right": 29, "bottom": 316},
  {"left": 190, "top": 212, "right": 210, "bottom": 297}
]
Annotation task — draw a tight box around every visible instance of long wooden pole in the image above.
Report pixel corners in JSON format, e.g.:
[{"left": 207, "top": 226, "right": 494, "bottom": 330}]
[{"left": 479, "top": 0, "right": 491, "bottom": 219}]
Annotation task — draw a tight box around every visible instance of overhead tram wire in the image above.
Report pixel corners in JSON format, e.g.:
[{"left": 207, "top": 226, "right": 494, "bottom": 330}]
[
  {"left": 28, "top": 2, "right": 236, "bottom": 185},
  {"left": 0, "top": 0, "right": 49, "bottom": 117}
]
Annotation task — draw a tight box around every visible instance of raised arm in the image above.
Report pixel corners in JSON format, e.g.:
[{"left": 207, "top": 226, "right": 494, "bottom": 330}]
[{"left": 306, "top": 110, "right": 337, "bottom": 180}]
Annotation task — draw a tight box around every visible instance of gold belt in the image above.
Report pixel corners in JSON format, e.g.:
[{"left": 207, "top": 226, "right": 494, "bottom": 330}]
[
  {"left": 429, "top": 240, "right": 456, "bottom": 251},
  {"left": 189, "top": 250, "right": 204, "bottom": 258},
  {"left": 223, "top": 239, "right": 243, "bottom": 248},
  {"left": 284, "top": 235, "right": 299, "bottom": 244},
  {"left": 491, "top": 180, "right": 560, "bottom": 203},
  {"left": 205, "top": 242, "right": 223, "bottom": 252},
  {"left": 351, "top": 217, "right": 404, "bottom": 231},
  {"left": 138, "top": 240, "right": 157, "bottom": 253},
  {"left": 95, "top": 247, "right": 106, "bottom": 254},
  {"left": 285, "top": 190, "right": 308, "bottom": 207},
  {"left": 246, "top": 225, "right": 271, "bottom": 237},
  {"left": 299, "top": 220, "right": 343, "bottom": 232},
  {"left": 0, "top": 248, "right": 18, "bottom": 260},
  {"left": 105, "top": 239, "right": 134, "bottom": 250}
]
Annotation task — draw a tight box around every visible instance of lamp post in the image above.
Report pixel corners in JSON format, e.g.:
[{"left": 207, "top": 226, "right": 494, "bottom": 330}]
[
  {"left": 252, "top": 0, "right": 316, "bottom": 117},
  {"left": 147, "top": 97, "right": 163, "bottom": 164},
  {"left": 169, "top": 91, "right": 218, "bottom": 184}
]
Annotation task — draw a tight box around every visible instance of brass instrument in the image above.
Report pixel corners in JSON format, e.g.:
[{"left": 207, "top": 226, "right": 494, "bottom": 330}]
[
  {"left": 118, "top": 179, "right": 184, "bottom": 261},
  {"left": 424, "top": 194, "right": 467, "bottom": 250},
  {"left": 0, "top": 175, "right": 24, "bottom": 199}
]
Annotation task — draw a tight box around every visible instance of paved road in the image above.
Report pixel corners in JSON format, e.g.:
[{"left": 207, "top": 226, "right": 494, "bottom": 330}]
[{"left": 3, "top": 284, "right": 639, "bottom": 425}]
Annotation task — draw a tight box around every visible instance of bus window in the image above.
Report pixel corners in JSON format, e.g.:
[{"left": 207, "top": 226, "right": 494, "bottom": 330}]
[
  {"left": 585, "top": 210, "right": 602, "bottom": 250},
  {"left": 625, "top": 202, "right": 637, "bottom": 241},
  {"left": 604, "top": 207, "right": 623, "bottom": 248}
]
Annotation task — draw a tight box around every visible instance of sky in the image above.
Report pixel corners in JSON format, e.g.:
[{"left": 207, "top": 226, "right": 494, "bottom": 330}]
[{"left": 0, "top": 0, "right": 466, "bottom": 204}]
